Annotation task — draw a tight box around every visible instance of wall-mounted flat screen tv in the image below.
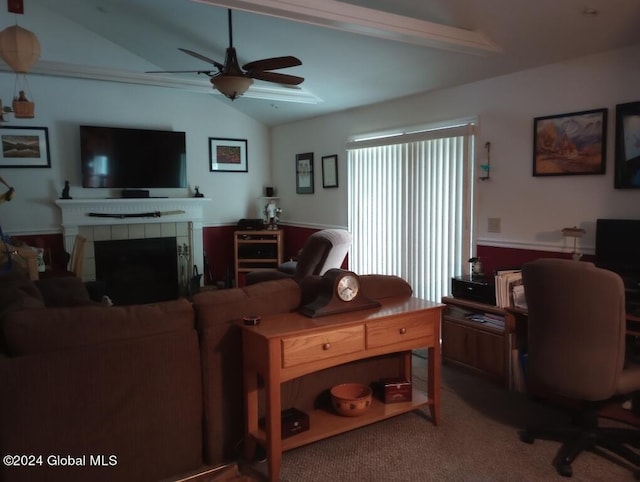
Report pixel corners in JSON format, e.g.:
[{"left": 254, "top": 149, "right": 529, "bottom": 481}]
[{"left": 80, "top": 125, "right": 187, "bottom": 188}]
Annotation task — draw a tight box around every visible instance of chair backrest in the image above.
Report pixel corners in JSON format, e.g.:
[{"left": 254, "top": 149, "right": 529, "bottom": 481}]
[
  {"left": 522, "top": 258, "right": 626, "bottom": 401},
  {"left": 293, "top": 229, "right": 352, "bottom": 280},
  {"left": 68, "top": 234, "right": 87, "bottom": 278}
]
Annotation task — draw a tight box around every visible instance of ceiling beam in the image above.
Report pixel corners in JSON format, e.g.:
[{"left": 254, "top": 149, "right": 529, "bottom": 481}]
[{"left": 192, "top": 0, "right": 502, "bottom": 55}]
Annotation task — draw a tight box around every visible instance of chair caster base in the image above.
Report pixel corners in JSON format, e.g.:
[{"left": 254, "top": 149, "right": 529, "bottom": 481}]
[
  {"left": 519, "top": 430, "right": 535, "bottom": 444},
  {"left": 555, "top": 463, "right": 572, "bottom": 477}
]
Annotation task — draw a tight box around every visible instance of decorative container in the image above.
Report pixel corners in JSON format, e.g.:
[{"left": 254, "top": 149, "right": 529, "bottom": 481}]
[{"left": 330, "top": 383, "right": 372, "bottom": 417}]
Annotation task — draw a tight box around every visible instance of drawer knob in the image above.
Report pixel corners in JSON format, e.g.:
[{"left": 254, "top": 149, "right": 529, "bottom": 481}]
[
  {"left": 323, "top": 343, "right": 331, "bottom": 350},
  {"left": 399, "top": 327, "right": 407, "bottom": 335}
]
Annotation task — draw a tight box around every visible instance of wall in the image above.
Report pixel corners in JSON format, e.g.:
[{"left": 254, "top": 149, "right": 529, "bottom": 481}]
[{"left": 271, "top": 44, "right": 640, "bottom": 258}]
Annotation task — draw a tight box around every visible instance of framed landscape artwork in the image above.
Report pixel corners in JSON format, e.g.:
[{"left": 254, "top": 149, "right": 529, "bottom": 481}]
[
  {"left": 209, "top": 137, "right": 247, "bottom": 172},
  {"left": 296, "top": 152, "right": 314, "bottom": 194},
  {"left": 532, "top": 108, "right": 607, "bottom": 176},
  {"left": 0, "top": 126, "right": 50, "bottom": 168},
  {"left": 614, "top": 101, "right": 640, "bottom": 188}
]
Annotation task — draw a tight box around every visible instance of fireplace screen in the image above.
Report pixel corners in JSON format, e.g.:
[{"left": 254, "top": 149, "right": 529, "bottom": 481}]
[{"left": 94, "top": 237, "right": 179, "bottom": 305}]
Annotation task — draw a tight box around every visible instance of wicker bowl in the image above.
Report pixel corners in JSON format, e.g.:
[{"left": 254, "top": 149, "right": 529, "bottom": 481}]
[{"left": 330, "top": 383, "right": 372, "bottom": 417}]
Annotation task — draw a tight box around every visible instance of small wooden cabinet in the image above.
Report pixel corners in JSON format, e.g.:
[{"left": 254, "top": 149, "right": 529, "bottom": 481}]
[
  {"left": 234, "top": 230, "right": 283, "bottom": 286},
  {"left": 441, "top": 296, "right": 514, "bottom": 387}
]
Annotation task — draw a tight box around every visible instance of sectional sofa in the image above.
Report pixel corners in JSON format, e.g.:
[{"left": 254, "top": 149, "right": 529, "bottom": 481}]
[{"left": 0, "top": 271, "right": 413, "bottom": 481}]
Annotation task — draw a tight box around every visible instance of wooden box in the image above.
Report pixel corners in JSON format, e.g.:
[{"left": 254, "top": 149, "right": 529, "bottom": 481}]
[
  {"left": 259, "top": 408, "right": 309, "bottom": 439},
  {"left": 373, "top": 377, "right": 412, "bottom": 403}
]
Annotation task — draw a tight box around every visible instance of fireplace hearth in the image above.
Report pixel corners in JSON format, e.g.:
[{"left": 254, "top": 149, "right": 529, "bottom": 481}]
[{"left": 95, "top": 237, "right": 179, "bottom": 305}]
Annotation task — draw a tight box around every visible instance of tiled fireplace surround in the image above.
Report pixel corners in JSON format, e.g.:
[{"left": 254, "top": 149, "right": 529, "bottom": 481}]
[{"left": 55, "top": 198, "right": 210, "bottom": 285}]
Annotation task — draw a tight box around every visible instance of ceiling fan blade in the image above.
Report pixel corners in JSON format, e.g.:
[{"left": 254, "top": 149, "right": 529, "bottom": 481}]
[
  {"left": 243, "top": 56, "right": 302, "bottom": 72},
  {"left": 178, "top": 48, "right": 224, "bottom": 70},
  {"left": 146, "top": 69, "right": 214, "bottom": 75},
  {"left": 249, "top": 71, "right": 304, "bottom": 85}
]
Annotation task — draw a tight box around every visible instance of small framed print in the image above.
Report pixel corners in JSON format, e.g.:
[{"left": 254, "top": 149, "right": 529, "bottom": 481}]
[
  {"left": 296, "top": 152, "right": 314, "bottom": 194},
  {"left": 322, "top": 154, "right": 338, "bottom": 188},
  {"left": 0, "top": 126, "right": 51, "bottom": 168},
  {"left": 209, "top": 137, "right": 248, "bottom": 172}
]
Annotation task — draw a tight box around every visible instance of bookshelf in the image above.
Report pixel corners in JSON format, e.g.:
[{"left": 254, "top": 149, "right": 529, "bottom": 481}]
[
  {"left": 234, "top": 230, "right": 283, "bottom": 287},
  {"left": 441, "top": 296, "right": 516, "bottom": 388}
]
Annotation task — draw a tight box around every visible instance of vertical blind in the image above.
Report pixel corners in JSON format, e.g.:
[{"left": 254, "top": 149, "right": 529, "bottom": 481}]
[{"left": 347, "top": 124, "right": 475, "bottom": 302}]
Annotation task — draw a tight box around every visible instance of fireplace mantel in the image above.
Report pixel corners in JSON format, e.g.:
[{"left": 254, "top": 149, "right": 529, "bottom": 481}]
[
  {"left": 55, "top": 198, "right": 211, "bottom": 283},
  {"left": 55, "top": 198, "right": 210, "bottom": 227}
]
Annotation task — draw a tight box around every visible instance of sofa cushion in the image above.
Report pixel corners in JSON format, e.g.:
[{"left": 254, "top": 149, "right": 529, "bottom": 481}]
[
  {"left": 35, "top": 276, "right": 96, "bottom": 307},
  {"left": 3, "top": 298, "right": 194, "bottom": 357},
  {"left": 192, "top": 278, "right": 301, "bottom": 329},
  {"left": 0, "top": 329, "right": 203, "bottom": 482}
]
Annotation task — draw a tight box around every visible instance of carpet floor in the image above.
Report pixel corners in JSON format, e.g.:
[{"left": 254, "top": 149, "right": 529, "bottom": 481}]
[{"left": 239, "top": 355, "right": 638, "bottom": 481}]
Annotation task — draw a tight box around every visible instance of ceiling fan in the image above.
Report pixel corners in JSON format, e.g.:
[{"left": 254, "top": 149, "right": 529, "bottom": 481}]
[{"left": 148, "top": 9, "right": 304, "bottom": 100}]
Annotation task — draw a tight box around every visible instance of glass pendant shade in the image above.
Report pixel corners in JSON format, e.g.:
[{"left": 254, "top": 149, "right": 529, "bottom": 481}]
[{"left": 211, "top": 76, "right": 253, "bottom": 100}]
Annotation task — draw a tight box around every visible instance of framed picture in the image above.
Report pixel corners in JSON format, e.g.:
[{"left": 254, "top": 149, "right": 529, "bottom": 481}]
[
  {"left": 322, "top": 154, "right": 338, "bottom": 188},
  {"left": 0, "top": 126, "right": 50, "bottom": 168},
  {"left": 614, "top": 101, "right": 640, "bottom": 188},
  {"left": 209, "top": 137, "right": 247, "bottom": 172},
  {"left": 296, "top": 152, "right": 314, "bottom": 194},
  {"left": 532, "top": 108, "right": 607, "bottom": 176}
]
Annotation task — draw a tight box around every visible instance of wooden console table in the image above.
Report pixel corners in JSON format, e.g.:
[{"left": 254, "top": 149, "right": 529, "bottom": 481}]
[{"left": 240, "top": 297, "right": 443, "bottom": 482}]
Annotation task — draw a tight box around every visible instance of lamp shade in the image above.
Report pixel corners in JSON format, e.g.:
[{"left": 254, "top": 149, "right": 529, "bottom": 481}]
[
  {"left": 0, "top": 25, "right": 40, "bottom": 73},
  {"left": 561, "top": 227, "right": 585, "bottom": 238},
  {"left": 211, "top": 75, "right": 253, "bottom": 100}
]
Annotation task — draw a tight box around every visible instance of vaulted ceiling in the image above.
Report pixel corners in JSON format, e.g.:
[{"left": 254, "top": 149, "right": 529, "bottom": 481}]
[{"left": 16, "top": 0, "right": 640, "bottom": 125}]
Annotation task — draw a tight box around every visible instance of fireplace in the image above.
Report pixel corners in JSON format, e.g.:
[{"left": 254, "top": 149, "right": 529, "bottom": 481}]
[
  {"left": 54, "top": 197, "right": 210, "bottom": 292},
  {"left": 95, "top": 237, "right": 179, "bottom": 305}
]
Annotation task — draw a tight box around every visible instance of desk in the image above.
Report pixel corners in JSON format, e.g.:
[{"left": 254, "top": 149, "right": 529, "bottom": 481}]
[{"left": 240, "top": 297, "right": 443, "bottom": 482}]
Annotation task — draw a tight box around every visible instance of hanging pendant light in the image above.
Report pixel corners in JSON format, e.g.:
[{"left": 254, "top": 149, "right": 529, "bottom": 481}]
[
  {"left": 0, "top": 24, "right": 40, "bottom": 73},
  {"left": 0, "top": 1, "right": 40, "bottom": 119}
]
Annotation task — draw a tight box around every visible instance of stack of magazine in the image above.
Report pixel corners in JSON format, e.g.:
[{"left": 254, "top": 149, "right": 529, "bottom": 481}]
[{"left": 494, "top": 269, "right": 527, "bottom": 309}]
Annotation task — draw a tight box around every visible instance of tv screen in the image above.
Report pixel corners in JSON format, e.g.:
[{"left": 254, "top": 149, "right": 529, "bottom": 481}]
[
  {"left": 80, "top": 125, "right": 187, "bottom": 188},
  {"left": 595, "top": 218, "right": 640, "bottom": 276}
]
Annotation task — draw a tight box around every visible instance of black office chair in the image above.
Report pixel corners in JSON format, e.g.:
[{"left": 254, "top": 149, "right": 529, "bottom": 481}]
[{"left": 520, "top": 258, "right": 640, "bottom": 478}]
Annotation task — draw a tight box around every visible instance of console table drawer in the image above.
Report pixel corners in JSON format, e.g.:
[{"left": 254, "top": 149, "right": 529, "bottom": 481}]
[
  {"left": 366, "top": 312, "right": 436, "bottom": 349},
  {"left": 281, "top": 325, "right": 365, "bottom": 368}
]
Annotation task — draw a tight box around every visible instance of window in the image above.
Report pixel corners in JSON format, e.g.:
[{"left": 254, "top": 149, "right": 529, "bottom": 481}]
[{"left": 347, "top": 123, "right": 475, "bottom": 302}]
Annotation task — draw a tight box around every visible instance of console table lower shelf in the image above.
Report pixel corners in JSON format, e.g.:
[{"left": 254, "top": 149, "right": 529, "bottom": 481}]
[
  {"left": 240, "top": 297, "right": 443, "bottom": 482},
  {"left": 252, "top": 388, "right": 430, "bottom": 452}
]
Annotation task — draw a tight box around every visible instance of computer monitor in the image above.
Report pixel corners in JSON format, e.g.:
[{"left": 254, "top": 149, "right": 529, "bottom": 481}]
[{"left": 595, "top": 218, "right": 640, "bottom": 276}]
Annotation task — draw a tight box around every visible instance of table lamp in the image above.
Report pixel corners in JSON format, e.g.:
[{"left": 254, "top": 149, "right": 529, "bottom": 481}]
[{"left": 561, "top": 226, "right": 585, "bottom": 261}]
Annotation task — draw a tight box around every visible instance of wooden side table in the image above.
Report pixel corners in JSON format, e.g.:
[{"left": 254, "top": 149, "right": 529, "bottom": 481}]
[
  {"left": 239, "top": 297, "right": 443, "bottom": 482},
  {"left": 234, "top": 230, "right": 283, "bottom": 287}
]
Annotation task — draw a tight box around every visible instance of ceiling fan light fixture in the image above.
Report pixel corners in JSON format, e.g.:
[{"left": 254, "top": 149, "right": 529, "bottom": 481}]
[{"left": 212, "top": 75, "right": 253, "bottom": 100}]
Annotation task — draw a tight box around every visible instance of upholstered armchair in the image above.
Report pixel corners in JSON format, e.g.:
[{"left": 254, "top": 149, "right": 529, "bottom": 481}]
[
  {"left": 245, "top": 229, "right": 352, "bottom": 285},
  {"left": 520, "top": 258, "right": 640, "bottom": 478}
]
